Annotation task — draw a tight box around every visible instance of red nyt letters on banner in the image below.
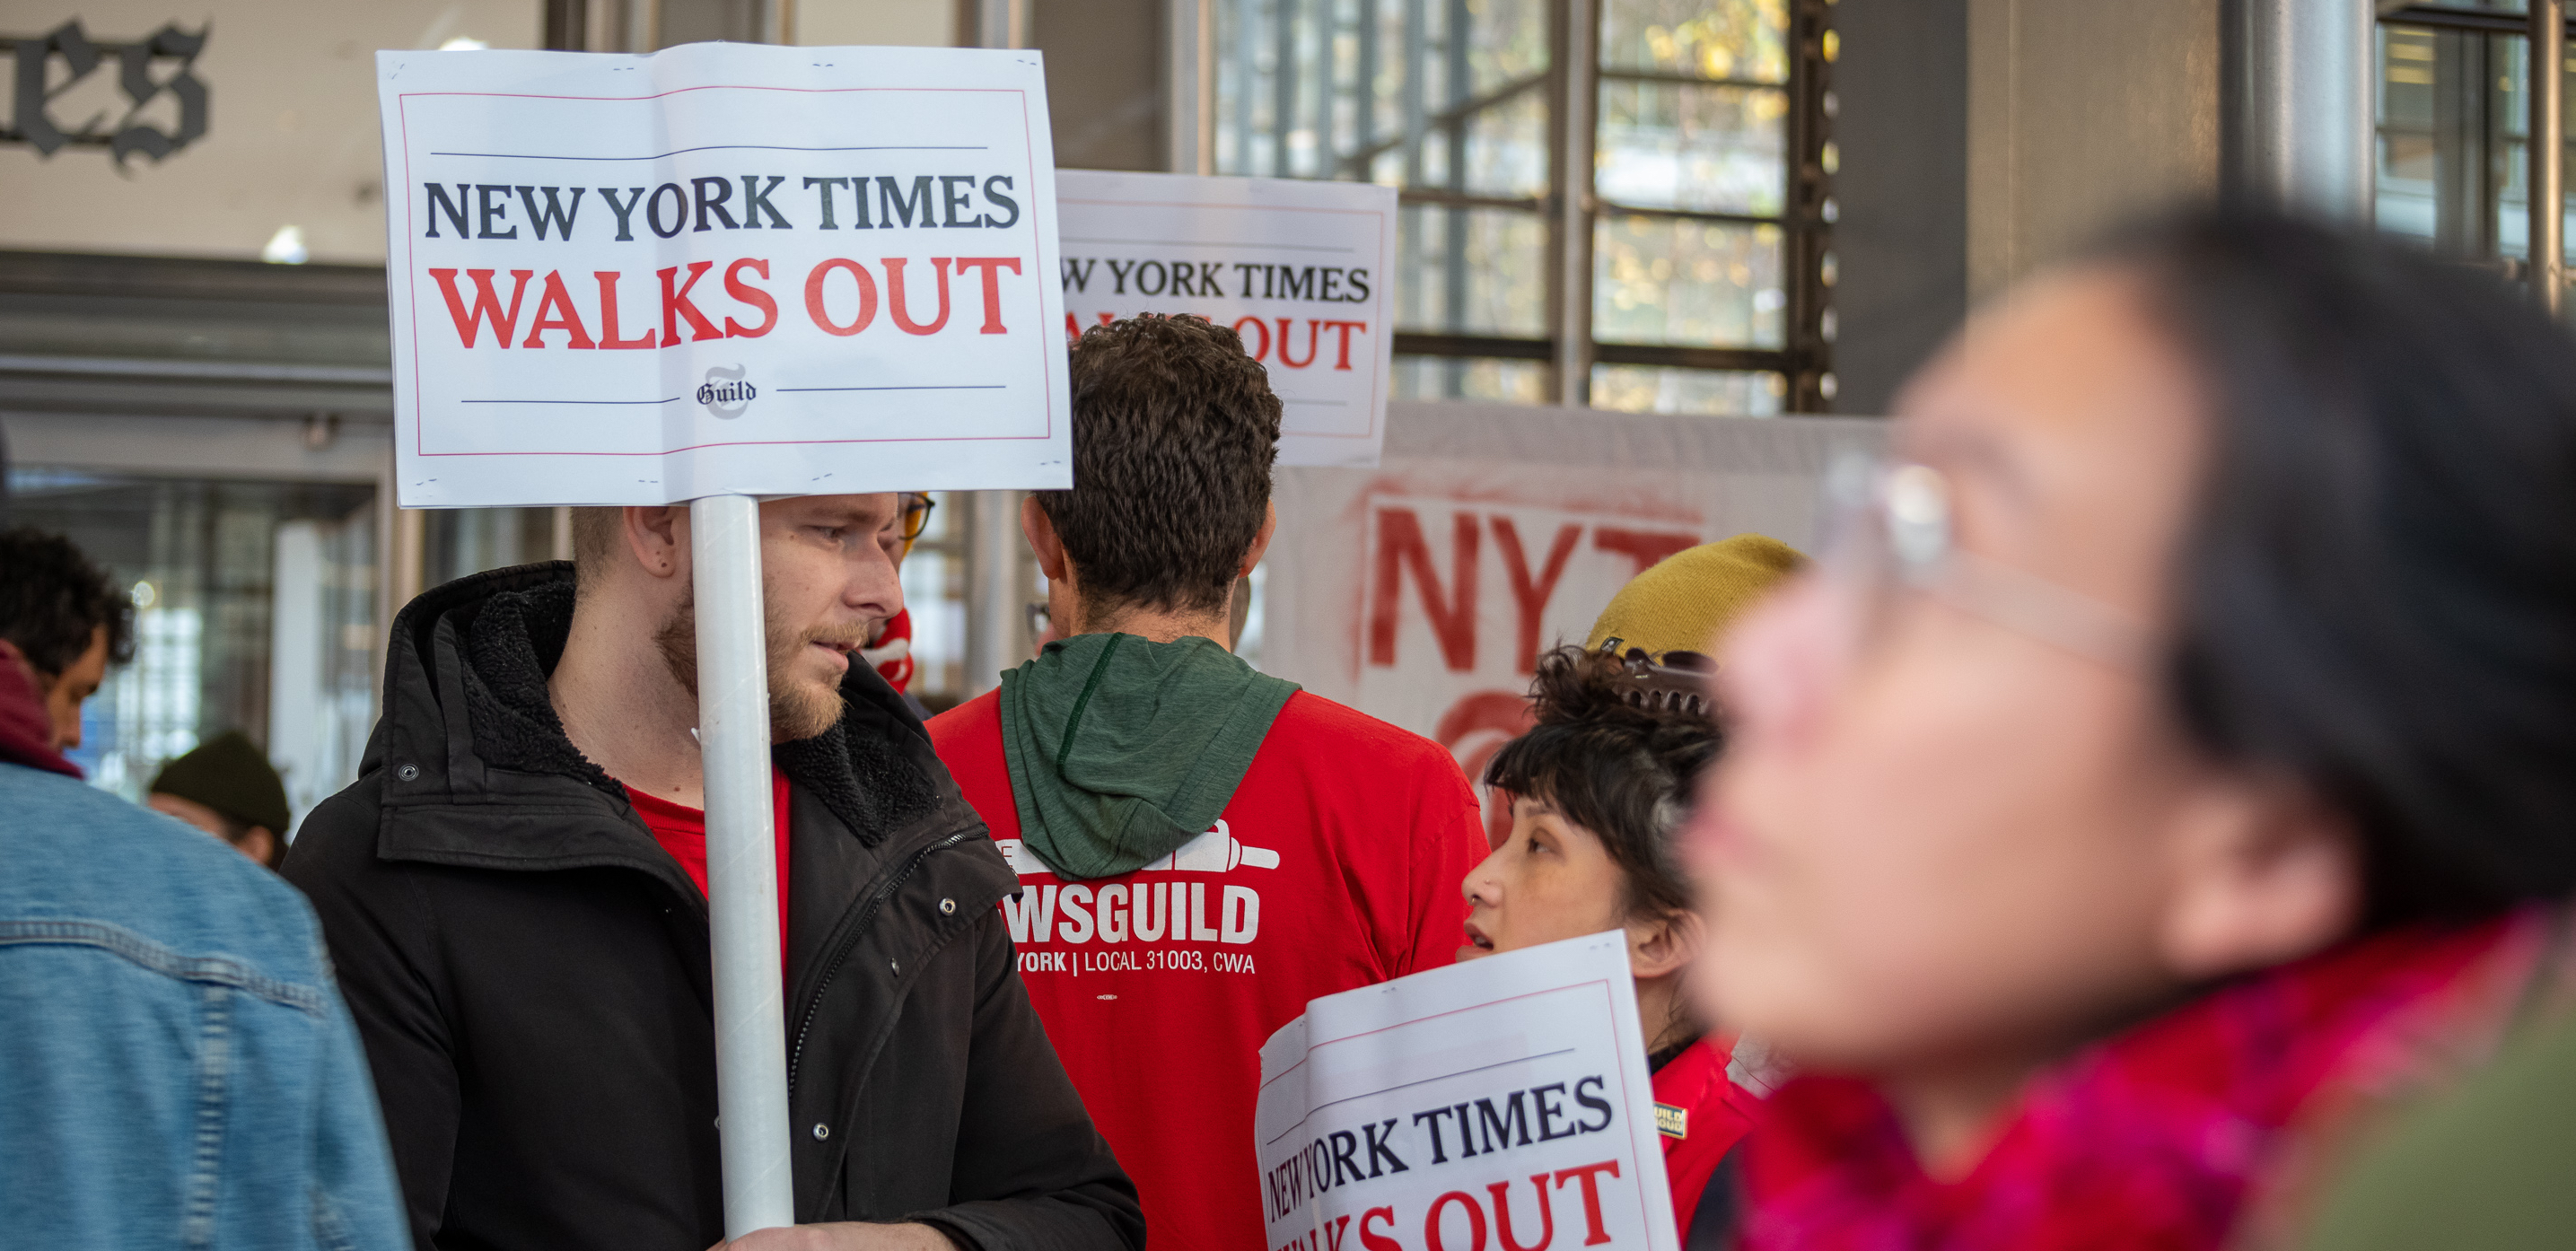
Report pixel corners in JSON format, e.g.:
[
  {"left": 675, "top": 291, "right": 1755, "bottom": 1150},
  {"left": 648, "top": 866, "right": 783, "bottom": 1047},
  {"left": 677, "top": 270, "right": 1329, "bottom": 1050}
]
[
  {"left": 375, "top": 43, "right": 1071, "bottom": 506},
  {"left": 1256, "top": 932, "right": 1680, "bottom": 1251},
  {"left": 1056, "top": 170, "right": 1394, "bottom": 468}
]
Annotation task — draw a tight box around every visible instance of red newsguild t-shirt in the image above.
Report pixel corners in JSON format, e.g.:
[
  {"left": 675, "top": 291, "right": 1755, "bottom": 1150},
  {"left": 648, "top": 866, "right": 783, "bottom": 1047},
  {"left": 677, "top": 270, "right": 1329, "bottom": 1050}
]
[
  {"left": 930, "top": 688, "right": 1487, "bottom": 1251},
  {"left": 626, "top": 768, "right": 797, "bottom": 968}
]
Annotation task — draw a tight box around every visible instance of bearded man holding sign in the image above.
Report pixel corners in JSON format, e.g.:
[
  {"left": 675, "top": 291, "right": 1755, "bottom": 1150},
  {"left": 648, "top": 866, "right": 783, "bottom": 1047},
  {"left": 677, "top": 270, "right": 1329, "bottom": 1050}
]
[
  {"left": 287, "top": 39, "right": 1138, "bottom": 1251},
  {"left": 285, "top": 497, "right": 1141, "bottom": 1251}
]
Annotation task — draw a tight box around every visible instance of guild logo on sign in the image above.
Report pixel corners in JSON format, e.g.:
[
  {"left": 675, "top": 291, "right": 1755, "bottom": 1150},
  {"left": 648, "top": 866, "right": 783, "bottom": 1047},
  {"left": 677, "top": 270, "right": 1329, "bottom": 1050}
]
[{"left": 697, "top": 364, "right": 756, "bottom": 418}]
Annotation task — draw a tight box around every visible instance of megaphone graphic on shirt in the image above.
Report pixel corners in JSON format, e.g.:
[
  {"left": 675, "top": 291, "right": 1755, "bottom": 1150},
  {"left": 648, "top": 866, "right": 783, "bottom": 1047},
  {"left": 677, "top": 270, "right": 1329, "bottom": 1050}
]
[
  {"left": 994, "top": 819, "right": 1279, "bottom": 878},
  {"left": 1141, "top": 820, "right": 1280, "bottom": 873}
]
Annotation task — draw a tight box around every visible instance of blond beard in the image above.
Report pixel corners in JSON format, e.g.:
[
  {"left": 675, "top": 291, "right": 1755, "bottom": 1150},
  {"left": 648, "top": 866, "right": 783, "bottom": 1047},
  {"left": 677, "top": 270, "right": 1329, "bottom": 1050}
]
[{"left": 653, "top": 585, "right": 854, "bottom": 742}]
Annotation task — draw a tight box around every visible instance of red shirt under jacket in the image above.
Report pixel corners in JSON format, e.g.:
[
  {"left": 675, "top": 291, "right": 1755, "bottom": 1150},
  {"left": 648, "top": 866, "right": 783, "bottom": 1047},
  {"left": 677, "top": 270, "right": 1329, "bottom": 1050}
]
[
  {"left": 1653, "top": 1035, "right": 1761, "bottom": 1238},
  {"left": 931, "top": 687, "right": 1487, "bottom": 1251},
  {"left": 625, "top": 768, "right": 795, "bottom": 968}
]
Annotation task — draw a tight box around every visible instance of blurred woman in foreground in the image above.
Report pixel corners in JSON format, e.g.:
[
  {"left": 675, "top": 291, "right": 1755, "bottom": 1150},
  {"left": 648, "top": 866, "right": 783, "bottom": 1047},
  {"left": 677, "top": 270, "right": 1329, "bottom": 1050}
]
[
  {"left": 1691, "top": 213, "right": 2576, "bottom": 1249},
  {"left": 1459, "top": 643, "right": 1761, "bottom": 1245}
]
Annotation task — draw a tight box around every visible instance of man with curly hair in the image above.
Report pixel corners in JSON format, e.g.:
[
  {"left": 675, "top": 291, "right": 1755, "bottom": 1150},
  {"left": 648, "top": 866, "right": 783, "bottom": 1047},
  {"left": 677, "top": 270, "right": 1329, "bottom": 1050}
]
[{"left": 0, "top": 527, "right": 135, "bottom": 752}]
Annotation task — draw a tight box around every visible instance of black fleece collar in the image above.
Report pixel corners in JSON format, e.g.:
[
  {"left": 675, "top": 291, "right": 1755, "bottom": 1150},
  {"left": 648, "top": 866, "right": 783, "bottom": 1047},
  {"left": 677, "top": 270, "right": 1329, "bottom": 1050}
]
[
  {"left": 462, "top": 581, "right": 621, "bottom": 800},
  {"left": 454, "top": 574, "right": 940, "bottom": 847}
]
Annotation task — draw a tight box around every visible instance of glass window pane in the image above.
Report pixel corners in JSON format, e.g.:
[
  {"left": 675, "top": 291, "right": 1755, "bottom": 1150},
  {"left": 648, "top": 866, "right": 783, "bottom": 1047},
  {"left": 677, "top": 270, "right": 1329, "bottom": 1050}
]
[
  {"left": 425, "top": 508, "right": 555, "bottom": 585},
  {"left": 2485, "top": 32, "right": 2576, "bottom": 264},
  {"left": 1214, "top": 0, "right": 1561, "bottom": 401},
  {"left": 1466, "top": 0, "right": 1555, "bottom": 96},
  {"left": 2, "top": 473, "right": 375, "bottom": 806},
  {"left": 1593, "top": 214, "right": 1784, "bottom": 348},
  {"left": 1601, "top": 0, "right": 1789, "bottom": 83},
  {"left": 1217, "top": 0, "right": 1550, "bottom": 189},
  {"left": 1398, "top": 205, "right": 1550, "bottom": 337},
  {"left": 1454, "top": 86, "right": 1553, "bottom": 199},
  {"left": 2376, "top": 25, "right": 2440, "bottom": 244},
  {"left": 1590, "top": 364, "right": 1784, "bottom": 416},
  {"left": 1596, "top": 80, "right": 1786, "bottom": 214},
  {"left": 2374, "top": 22, "right": 2576, "bottom": 266},
  {"left": 1393, "top": 356, "right": 1552, "bottom": 404},
  {"left": 2501, "top": 31, "right": 2532, "bottom": 258}
]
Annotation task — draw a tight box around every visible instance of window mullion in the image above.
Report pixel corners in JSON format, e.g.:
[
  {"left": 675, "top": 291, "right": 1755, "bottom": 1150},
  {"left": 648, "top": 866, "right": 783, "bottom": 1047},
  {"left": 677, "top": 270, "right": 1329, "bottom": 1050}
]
[
  {"left": 1555, "top": 0, "right": 1599, "bottom": 407},
  {"left": 1401, "top": 0, "right": 1428, "bottom": 186},
  {"left": 1312, "top": 0, "right": 1337, "bottom": 179},
  {"left": 1441, "top": 0, "right": 1473, "bottom": 392},
  {"left": 1785, "top": 0, "right": 1835, "bottom": 411},
  {"left": 1273, "top": 0, "right": 1301, "bottom": 177},
  {"left": 1353, "top": 0, "right": 1380, "bottom": 179}
]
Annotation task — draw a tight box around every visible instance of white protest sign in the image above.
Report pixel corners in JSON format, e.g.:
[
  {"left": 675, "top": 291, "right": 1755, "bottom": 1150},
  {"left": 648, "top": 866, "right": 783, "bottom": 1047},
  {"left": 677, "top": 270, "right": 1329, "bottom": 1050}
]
[
  {"left": 1056, "top": 170, "right": 1395, "bottom": 468},
  {"left": 377, "top": 43, "right": 1070, "bottom": 507},
  {"left": 1256, "top": 932, "right": 1679, "bottom": 1251}
]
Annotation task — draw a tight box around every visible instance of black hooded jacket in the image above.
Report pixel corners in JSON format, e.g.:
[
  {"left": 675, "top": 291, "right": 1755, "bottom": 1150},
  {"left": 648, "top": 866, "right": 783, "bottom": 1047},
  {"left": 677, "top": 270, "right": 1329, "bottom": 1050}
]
[{"left": 284, "top": 564, "right": 1141, "bottom": 1251}]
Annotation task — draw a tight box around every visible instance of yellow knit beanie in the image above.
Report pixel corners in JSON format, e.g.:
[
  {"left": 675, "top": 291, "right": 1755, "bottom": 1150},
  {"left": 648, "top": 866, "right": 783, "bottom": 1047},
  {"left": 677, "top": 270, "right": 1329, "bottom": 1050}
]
[{"left": 1582, "top": 533, "right": 1809, "bottom": 659}]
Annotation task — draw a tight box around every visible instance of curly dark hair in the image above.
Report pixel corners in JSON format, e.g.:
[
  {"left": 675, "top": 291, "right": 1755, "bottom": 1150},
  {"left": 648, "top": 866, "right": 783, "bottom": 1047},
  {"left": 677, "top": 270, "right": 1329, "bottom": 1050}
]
[
  {"left": 0, "top": 526, "right": 134, "bottom": 678},
  {"left": 1482, "top": 646, "right": 1723, "bottom": 923},
  {"left": 1037, "top": 314, "right": 1283, "bottom": 618}
]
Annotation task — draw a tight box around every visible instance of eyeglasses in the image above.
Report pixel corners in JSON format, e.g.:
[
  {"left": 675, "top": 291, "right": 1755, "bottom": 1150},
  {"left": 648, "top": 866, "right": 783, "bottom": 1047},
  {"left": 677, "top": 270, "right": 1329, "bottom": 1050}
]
[
  {"left": 1818, "top": 453, "right": 2151, "bottom": 670},
  {"left": 899, "top": 493, "right": 937, "bottom": 558}
]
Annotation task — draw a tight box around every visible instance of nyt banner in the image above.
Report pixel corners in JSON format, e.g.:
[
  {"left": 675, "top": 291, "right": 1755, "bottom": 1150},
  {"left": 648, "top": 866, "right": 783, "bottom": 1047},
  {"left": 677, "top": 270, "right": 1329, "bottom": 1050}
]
[
  {"left": 1056, "top": 171, "right": 1395, "bottom": 468},
  {"left": 375, "top": 42, "right": 1071, "bottom": 506},
  {"left": 1255, "top": 932, "right": 1679, "bottom": 1251},
  {"left": 1265, "top": 402, "right": 1886, "bottom": 836}
]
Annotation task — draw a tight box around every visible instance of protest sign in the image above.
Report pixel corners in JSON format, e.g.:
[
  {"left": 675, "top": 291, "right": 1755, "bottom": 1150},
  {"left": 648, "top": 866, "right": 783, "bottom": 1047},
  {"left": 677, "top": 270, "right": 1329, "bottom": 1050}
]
[
  {"left": 374, "top": 42, "right": 1075, "bottom": 1236},
  {"left": 1255, "top": 932, "right": 1679, "bottom": 1251},
  {"left": 1265, "top": 402, "right": 1886, "bottom": 839},
  {"left": 1056, "top": 170, "right": 1395, "bottom": 468},
  {"left": 376, "top": 42, "right": 1070, "bottom": 507}
]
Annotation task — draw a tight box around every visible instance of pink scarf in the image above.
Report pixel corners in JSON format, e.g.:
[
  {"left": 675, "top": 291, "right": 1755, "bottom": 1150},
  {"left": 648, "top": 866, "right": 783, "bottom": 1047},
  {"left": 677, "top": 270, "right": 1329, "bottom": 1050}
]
[{"left": 1742, "top": 913, "right": 2556, "bottom": 1250}]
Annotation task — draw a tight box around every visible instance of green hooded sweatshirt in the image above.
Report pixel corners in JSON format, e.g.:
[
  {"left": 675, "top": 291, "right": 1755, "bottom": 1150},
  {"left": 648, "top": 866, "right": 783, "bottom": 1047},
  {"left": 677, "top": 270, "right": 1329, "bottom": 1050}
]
[{"left": 997, "top": 632, "right": 1301, "bottom": 880}]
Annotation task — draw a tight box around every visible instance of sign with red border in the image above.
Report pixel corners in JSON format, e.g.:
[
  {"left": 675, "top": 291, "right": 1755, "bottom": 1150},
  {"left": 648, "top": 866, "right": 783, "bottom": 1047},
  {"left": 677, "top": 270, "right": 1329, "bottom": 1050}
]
[
  {"left": 1057, "top": 171, "right": 1395, "bottom": 468},
  {"left": 1256, "top": 932, "right": 1680, "bottom": 1251},
  {"left": 376, "top": 43, "right": 1071, "bottom": 506}
]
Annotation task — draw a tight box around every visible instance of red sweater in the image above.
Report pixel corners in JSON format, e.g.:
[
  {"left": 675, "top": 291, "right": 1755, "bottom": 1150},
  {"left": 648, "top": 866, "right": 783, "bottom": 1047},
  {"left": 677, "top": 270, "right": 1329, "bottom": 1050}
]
[
  {"left": 931, "top": 687, "right": 1486, "bottom": 1251},
  {"left": 1653, "top": 1035, "right": 1761, "bottom": 1236}
]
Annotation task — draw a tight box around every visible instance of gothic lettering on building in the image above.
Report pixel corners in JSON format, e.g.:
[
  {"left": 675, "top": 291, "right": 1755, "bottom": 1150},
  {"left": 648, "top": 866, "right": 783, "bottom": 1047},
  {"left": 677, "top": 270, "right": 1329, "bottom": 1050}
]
[{"left": 2, "top": 21, "right": 210, "bottom": 166}]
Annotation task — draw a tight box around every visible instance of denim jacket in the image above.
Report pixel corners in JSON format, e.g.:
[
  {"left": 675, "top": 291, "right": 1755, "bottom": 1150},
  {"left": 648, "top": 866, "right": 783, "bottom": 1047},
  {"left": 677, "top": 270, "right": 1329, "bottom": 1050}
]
[{"left": 0, "top": 761, "right": 409, "bottom": 1249}]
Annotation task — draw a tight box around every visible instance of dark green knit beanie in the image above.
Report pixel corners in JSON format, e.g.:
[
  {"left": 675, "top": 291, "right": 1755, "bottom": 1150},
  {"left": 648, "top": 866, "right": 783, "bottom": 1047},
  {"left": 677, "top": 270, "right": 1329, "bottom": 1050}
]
[{"left": 148, "top": 730, "right": 291, "bottom": 835}]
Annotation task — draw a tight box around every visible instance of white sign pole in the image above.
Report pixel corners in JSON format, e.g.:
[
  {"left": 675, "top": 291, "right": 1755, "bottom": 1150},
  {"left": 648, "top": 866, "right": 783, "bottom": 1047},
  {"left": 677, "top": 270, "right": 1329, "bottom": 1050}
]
[{"left": 690, "top": 492, "right": 796, "bottom": 1238}]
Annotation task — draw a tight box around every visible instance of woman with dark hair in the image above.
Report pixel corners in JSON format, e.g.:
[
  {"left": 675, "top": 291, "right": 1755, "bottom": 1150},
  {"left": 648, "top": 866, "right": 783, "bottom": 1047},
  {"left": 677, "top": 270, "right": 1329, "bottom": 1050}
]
[
  {"left": 1461, "top": 643, "right": 1761, "bottom": 1245},
  {"left": 1689, "top": 210, "right": 2576, "bottom": 1249}
]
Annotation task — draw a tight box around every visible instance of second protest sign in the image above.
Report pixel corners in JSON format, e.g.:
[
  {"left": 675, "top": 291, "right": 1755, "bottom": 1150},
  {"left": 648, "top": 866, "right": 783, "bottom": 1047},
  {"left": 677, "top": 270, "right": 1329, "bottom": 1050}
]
[
  {"left": 1257, "top": 932, "right": 1681, "bottom": 1251},
  {"left": 1056, "top": 170, "right": 1395, "bottom": 468}
]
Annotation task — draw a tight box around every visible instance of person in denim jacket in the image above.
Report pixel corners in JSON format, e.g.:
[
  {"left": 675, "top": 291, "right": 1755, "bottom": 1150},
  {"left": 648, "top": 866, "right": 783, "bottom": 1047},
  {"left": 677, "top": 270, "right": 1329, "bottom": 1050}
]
[{"left": 0, "top": 637, "right": 408, "bottom": 1249}]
